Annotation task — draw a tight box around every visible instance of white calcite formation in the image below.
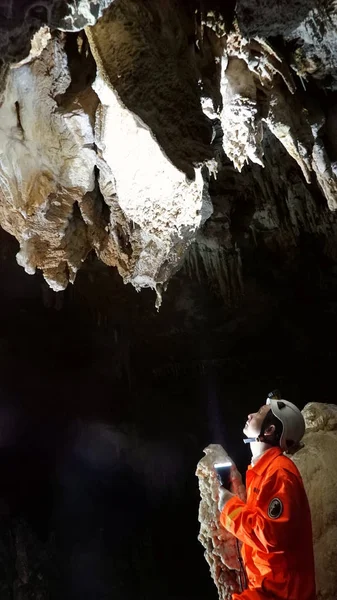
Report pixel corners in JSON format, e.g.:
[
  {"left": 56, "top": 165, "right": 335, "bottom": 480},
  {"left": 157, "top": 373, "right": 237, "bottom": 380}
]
[
  {"left": 290, "top": 403, "right": 337, "bottom": 600},
  {"left": 90, "top": 71, "right": 212, "bottom": 299},
  {"left": 196, "top": 444, "right": 246, "bottom": 600},
  {"left": 0, "top": 2, "right": 215, "bottom": 305},
  {"left": 1, "top": 0, "right": 337, "bottom": 300},
  {"left": 206, "top": 9, "right": 337, "bottom": 208},
  {"left": 0, "top": 34, "right": 96, "bottom": 291},
  {"left": 55, "top": 0, "right": 115, "bottom": 31}
]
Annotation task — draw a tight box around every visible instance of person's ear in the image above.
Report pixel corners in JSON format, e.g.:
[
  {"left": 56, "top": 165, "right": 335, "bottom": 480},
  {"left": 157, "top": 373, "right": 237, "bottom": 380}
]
[{"left": 264, "top": 424, "right": 276, "bottom": 438}]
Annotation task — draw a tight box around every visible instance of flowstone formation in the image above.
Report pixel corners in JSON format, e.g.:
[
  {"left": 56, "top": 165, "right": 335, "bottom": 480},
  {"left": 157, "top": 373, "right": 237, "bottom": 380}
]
[
  {"left": 196, "top": 444, "right": 246, "bottom": 600},
  {"left": 196, "top": 403, "right": 337, "bottom": 600},
  {"left": 290, "top": 403, "right": 337, "bottom": 600},
  {"left": 1, "top": 0, "right": 337, "bottom": 304}
]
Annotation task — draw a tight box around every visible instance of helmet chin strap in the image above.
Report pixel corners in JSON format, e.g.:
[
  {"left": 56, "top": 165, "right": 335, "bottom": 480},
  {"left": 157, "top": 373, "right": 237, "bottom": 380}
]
[{"left": 243, "top": 435, "right": 265, "bottom": 444}]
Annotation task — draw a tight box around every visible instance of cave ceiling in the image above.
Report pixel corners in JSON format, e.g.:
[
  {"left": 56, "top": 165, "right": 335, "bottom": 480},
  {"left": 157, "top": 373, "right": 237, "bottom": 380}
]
[{"left": 0, "top": 0, "right": 337, "bottom": 326}]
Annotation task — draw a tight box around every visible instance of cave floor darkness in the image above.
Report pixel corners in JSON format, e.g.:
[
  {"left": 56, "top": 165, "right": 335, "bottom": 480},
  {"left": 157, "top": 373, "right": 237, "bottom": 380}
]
[{"left": 0, "top": 227, "right": 337, "bottom": 598}]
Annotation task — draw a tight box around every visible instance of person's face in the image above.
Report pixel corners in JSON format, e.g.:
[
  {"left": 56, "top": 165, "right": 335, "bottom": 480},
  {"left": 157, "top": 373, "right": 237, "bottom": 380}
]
[{"left": 243, "top": 404, "right": 270, "bottom": 438}]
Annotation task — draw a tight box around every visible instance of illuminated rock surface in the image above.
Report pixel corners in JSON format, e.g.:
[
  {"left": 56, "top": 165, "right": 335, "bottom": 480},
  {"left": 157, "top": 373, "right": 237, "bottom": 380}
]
[
  {"left": 196, "top": 444, "right": 246, "bottom": 600},
  {"left": 291, "top": 403, "right": 337, "bottom": 600},
  {"left": 1, "top": 1, "right": 337, "bottom": 304}
]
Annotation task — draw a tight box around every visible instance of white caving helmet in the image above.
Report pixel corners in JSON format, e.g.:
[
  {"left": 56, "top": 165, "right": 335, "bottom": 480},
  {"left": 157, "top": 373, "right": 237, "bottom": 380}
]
[{"left": 266, "top": 396, "right": 306, "bottom": 451}]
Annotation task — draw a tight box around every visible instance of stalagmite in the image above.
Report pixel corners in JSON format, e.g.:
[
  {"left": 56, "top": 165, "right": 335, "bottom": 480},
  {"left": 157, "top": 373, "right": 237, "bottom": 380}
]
[{"left": 196, "top": 444, "right": 246, "bottom": 600}]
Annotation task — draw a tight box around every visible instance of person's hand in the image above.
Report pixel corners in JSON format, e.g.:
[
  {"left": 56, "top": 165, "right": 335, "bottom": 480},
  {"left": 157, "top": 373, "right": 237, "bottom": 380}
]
[{"left": 218, "top": 486, "right": 234, "bottom": 512}]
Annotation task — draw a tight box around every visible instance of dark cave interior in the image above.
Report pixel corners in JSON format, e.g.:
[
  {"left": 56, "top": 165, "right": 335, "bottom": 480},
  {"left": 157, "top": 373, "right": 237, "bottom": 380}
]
[{"left": 0, "top": 217, "right": 336, "bottom": 598}]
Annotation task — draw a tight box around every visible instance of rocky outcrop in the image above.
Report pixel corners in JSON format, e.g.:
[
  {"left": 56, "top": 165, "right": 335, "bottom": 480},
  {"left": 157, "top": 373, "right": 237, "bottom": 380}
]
[
  {"left": 0, "top": 1, "right": 114, "bottom": 66},
  {"left": 290, "top": 403, "right": 337, "bottom": 600},
  {"left": 86, "top": 0, "right": 215, "bottom": 299},
  {"left": 203, "top": 7, "right": 337, "bottom": 210},
  {"left": 0, "top": 33, "right": 97, "bottom": 291},
  {"left": 196, "top": 444, "right": 247, "bottom": 600},
  {"left": 1, "top": 0, "right": 337, "bottom": 303},
  {"left": 0, "top": 2, "right": 216, "bottom": 304},
  {"left": 0, "top": 518, "right": 53, "bottom": 600}
]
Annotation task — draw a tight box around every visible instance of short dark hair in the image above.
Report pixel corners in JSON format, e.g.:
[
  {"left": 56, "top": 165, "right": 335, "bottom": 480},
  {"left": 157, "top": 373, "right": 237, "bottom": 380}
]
[{"left": 261, "top": 409, "right": 283, "bottom": 446}]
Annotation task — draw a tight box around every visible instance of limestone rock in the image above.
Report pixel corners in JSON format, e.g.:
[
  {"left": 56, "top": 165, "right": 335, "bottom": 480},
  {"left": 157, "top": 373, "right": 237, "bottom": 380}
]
[
  {"left": 85, "top": 0, "right": 216, "bottom": 300},
  {"left": 54, "top": 0, "right": 115, "bottom": 31},
  {"left": 91, "top": 72, "right": 212, "bottom": 301},
  {"left": 0, "top": 1, "right": 217, "bottom": 300},
  {"left": 290, "top": 403, "right": 337, "bottom": 600},
  {"left": 196, "top": 444, "right": 246, "bottom": 600},
  {"left": 0, "top": 34, "right": 97, "bottom": 291},
  {"left": 87, "top": 0, "right": 215, "bottom": 177},
  {"left": 287, "top": 4, "right": 337, "bottom": 90},
  {"left": 1, "top": 0, "right": 337, "bottom": 300},
  {"left": 202, "top": 8, "right": 337, "bottom": 211},
  {"left": 0, "top": 0, "right": 114, "bottom": 65},
  {"left": 220, "top": 57, "right": 264, "bottom": 171}
]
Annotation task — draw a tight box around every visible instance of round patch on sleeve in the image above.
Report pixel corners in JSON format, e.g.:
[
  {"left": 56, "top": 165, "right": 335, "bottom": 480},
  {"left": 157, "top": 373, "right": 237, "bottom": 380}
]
[{"left": 268, "top": 497, "right": 283, "bottom": 519}]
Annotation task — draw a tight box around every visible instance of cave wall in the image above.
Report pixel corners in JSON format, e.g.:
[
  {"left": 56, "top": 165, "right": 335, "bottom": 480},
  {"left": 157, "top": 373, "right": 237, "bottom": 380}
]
[{"left": 291, "top": 403, "right": 337, "bottom": 600}]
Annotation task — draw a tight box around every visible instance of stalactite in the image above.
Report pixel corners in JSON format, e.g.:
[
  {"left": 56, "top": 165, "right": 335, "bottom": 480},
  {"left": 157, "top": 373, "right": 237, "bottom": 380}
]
[
  {"left": 1, "top": 0, "right": 337, "bottom": 302},
  {"left": 184, "top": 242, "right": 243, "bottom": 305}
]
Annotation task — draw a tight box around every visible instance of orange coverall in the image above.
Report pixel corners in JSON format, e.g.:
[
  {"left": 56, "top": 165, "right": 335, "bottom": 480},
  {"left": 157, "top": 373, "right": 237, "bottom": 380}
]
[{"left": 220, "top": 447, "right": 316, "bottom": 600}]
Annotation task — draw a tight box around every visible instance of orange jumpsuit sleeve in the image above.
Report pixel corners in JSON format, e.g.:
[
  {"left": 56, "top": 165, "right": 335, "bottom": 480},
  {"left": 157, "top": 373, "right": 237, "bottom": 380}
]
[{"left": 220, "top": 469, "right": 299, "bottom": 554}]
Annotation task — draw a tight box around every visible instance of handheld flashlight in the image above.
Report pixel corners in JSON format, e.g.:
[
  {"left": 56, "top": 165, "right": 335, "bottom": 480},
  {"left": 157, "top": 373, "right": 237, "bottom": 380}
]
[{"left": 214, "top": 461, "right": 232, "bottom": 488}]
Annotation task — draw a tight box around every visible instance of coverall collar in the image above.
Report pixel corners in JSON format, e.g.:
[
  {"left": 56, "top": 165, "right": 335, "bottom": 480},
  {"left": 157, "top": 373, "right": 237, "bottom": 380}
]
[{"left": 248, "top": 446, "right": 283, "bottom": 476}]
